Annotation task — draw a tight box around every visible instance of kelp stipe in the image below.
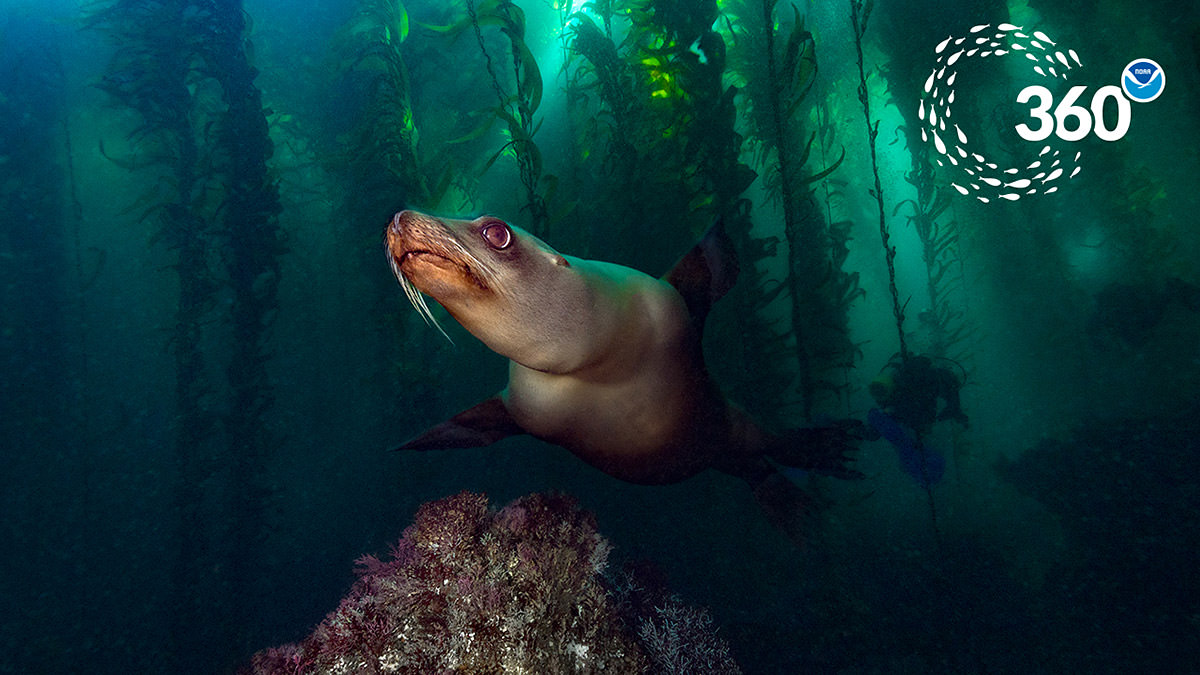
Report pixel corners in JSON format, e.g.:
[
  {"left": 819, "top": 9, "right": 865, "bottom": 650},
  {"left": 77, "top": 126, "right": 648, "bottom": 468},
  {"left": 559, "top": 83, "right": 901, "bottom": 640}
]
[
  {"left": 448, "top": 0, "right": 555, "bottom": 236},
  {"left": 724, "top": 0, "right": 862, "bottom": 420},
  {"left": 847, "top": 0, "right": 952, "bottom": 554},
  {"left": 873, "top": 5, "right": 977, "bottom": 363},
  {"left": 88, "top": 3, "right": 224, "bottom": 664},
  {"left": 849, "top": 0, "right": 907, "bottom": 361},
  {"left": 334, "top": 0, "right": 446, "bottom": 209},
  {"left": 206, "top": 1, "right": 285, "bottom": 649},
  {"left": 89, "top": 0, "right": 282, "bottom": 666},
  {"left": 326, "top": 0, "right": 458, "bottom": 429}
]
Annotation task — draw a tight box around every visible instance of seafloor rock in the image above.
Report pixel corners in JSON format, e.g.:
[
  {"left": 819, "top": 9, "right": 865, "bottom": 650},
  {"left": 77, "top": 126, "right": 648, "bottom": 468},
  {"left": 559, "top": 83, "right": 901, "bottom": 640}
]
[
  {"left": 996, "top": 407, "right": 1200, "bottom": 671},
  {"left": 244, "top": 491, "right": 741, "bottom": 674}
]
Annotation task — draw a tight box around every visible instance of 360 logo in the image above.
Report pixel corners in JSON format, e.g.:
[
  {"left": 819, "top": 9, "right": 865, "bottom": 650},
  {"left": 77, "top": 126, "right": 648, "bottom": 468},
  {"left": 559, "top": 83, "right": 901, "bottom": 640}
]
[
  {"left": 1013, "top": 85, "right": 1130, "bottom": 142},
  {"left": 919, "top": 23, "right": 1164, "bottom": 203}
]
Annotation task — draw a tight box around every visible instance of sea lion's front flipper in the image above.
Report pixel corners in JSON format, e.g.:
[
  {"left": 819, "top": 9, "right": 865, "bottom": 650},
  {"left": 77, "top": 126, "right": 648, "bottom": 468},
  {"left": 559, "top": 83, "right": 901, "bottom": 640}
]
[
  {"left": 767, "top": 420, "right": 867, "bottom": 480},
  {"left": 664, "top": 218, "right": 740, "bottom": 327},
  {"left": 395, "top": 396, "right": 525, "bottom": 451}
]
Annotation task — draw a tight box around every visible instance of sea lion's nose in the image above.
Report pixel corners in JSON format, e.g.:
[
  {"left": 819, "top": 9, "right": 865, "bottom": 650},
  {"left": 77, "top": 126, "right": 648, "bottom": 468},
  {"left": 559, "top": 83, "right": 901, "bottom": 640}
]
[
  {"left": 389, "top": 210, "right": 411, "bottom": 235},
  {"left": 386, "top": 211, "right": 412, "bottom": 256}
]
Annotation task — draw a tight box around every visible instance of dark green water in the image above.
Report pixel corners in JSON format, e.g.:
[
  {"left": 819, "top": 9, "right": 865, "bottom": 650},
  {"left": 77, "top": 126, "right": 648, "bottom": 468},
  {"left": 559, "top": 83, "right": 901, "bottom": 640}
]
[{"left": 2, "top": 0, "right": 1198, "bottom": 672}]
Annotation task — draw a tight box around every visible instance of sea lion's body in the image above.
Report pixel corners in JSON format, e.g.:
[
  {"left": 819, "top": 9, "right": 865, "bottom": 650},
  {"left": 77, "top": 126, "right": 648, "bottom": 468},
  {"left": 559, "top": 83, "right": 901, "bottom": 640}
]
[
  {"left": 503, "top": 257, "right": 739, "bottom": 484},
  {"left": 386, "top": 210, "right": 858, "bottom": 537}
]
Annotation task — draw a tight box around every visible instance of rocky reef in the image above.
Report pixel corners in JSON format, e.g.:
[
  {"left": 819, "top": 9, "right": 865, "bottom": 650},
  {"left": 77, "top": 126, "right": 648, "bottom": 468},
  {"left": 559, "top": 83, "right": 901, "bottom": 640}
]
[{"left": 244, "top": 492, "right": 741, "bottom": 674}]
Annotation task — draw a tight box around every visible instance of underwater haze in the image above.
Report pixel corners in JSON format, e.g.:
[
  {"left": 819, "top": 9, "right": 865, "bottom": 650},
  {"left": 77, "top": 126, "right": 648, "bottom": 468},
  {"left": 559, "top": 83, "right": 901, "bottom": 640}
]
[{"left": 3, "top": 0, "right": 1199, "bottom": 672}]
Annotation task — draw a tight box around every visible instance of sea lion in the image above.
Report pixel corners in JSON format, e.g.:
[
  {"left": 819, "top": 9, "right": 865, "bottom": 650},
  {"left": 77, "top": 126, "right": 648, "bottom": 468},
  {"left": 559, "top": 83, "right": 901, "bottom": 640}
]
[{"left": 386, "top": 209, "right": 861, "bottom": 540}]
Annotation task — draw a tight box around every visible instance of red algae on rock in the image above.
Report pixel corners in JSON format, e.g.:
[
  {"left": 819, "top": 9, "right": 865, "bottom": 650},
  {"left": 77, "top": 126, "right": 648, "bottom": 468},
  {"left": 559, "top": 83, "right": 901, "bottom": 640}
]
[{"left": 244, "top": 492, "right": 742, "bottom": 674}]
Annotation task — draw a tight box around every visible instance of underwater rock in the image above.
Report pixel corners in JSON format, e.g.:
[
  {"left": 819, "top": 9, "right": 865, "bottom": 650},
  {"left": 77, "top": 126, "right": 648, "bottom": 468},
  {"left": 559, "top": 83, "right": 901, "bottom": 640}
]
[
  {"left": 996, "top": 406, "right": 1200, "bottom": 670},
  {"left": 243, "top": 492, "right": 741, "bottom": 674}
]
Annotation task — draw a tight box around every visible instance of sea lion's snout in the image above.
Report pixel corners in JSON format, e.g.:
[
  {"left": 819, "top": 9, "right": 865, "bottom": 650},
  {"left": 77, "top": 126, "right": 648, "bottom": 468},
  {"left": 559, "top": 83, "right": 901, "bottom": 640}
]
[
  {"left": 388, "top": 210, "right": 406, "bottom": 232},
  {"left": 385, "top": 211, "right": 404, "bottom": 263},
  {"left": 385, "top": 210, "right": 419, "bottom": 263},
  {"left": 386, "top": 210, "right": 472, "bottom": 341},
  {"left": 385, "top": 210, "right": 496, "bottom": 319},
  {"left": 387, "top": 209, "right": 421, "bottom": 238},
  {"left": 385, "top": 210, "right": 451, "bottom": 272}
]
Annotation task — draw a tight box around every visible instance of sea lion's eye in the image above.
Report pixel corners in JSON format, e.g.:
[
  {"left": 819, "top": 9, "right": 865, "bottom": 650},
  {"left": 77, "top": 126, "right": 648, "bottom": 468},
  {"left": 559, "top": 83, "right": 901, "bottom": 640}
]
[{"left": 481, "top": 221, "right": 512, "bottom": 250}]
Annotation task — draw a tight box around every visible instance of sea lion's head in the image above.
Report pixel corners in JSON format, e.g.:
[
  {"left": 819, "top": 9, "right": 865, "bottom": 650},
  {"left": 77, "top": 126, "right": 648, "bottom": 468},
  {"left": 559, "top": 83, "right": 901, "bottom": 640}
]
[{"left": 386, "top": 210, "right": 590, "bottom": 371}]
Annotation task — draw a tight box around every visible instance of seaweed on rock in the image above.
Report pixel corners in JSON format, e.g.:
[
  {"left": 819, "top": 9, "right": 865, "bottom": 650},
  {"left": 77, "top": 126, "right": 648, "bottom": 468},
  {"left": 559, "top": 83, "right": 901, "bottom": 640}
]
[{"left": 244, "top": 492, "right": 742, "bottom": 674}]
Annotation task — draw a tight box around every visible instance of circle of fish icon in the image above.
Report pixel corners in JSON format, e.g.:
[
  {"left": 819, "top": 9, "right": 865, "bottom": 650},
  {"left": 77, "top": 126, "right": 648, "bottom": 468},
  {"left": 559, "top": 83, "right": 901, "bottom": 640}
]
[{"left": 919, "top": 23, "right": 1084, "bottom": 204}]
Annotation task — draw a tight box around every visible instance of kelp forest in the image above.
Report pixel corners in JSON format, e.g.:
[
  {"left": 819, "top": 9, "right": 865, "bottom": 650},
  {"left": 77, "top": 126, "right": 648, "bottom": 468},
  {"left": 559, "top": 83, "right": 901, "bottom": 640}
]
[{"left": 3, "top": 0, "right": 1200, "bottom": 672}]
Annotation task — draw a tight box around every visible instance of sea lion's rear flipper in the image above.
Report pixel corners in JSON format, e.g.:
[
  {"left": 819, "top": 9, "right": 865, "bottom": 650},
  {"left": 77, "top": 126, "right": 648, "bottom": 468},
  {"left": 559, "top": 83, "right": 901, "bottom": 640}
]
[
  {"left": 663, "top": 218, "right": 739, "bottom": 327},
  {"left": 739, "top": 462, "right": 825, "bottom": 547},
  {"left": 394, "top": 396, "right": 525, "bottom": 451},
  {"left": 768, "top": 420, "right": 866, "bottom": 480}
]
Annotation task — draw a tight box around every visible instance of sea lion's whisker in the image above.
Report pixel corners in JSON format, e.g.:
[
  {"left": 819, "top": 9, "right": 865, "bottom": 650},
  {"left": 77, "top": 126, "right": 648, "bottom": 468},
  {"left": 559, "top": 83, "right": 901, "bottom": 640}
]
[{"left": 390, "top": 253, "right": 454, "bottom": 344}]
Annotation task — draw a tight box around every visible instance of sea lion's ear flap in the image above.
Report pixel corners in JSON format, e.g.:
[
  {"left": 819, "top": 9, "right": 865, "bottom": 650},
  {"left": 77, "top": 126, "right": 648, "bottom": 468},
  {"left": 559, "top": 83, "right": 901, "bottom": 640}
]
[
  {"left": 394, "top": 396, "right": 525, "bottom": 451},
  {"left": 664, "top": 217, "right": 740, "bottom": 326}
]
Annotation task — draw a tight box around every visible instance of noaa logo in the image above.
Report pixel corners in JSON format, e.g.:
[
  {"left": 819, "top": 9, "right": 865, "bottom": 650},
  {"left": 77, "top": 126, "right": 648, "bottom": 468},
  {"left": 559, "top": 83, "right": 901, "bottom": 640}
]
[{"left": 1122, "top": 59, "right": 1164, "bottom": 102}]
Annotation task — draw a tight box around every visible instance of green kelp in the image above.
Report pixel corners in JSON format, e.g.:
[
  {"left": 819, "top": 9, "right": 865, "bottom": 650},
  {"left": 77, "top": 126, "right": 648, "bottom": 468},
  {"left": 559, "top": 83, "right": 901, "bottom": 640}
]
[
  {"left": 564, "top": 1, "right": 866, "bottom": 424},
  {"left": 334, "top": 0, "right": 447, "bottom": 209},
  {"left": 205, "top": 4, "right": 285, "bottom": 645},
  {"left": 569, "top": 2, "right": 819, "bottom": 423},
  {"left": 423, "top": 0, "right": 560, "bottom": 237},
  {"left": 723, "top": 0, "right": 861, "bottom": 419},
  {"left": 327, "top": 0, "right": 463, "bottom": 431},
  {"left": 89, "top": 5, "right": 227, "bottom": 664},
  {"left": 567, "top": 0, "right": 744, "bottom": 269},
  {"left": 89, "top": 0, "right": 283, "bottom": 666}
]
